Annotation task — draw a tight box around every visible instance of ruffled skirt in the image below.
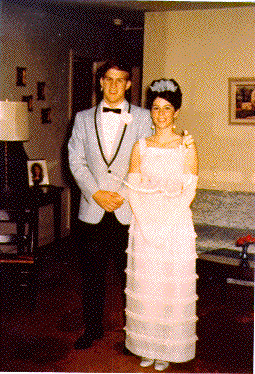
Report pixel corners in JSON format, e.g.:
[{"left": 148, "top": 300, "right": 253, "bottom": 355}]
[{"left": 124, "top": 212, "right": 198, "bottom": 363}]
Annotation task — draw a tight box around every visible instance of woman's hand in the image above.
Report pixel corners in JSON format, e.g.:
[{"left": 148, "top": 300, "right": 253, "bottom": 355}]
[{"left": 183, "top": 130, "right": 194, "bottom": 148}]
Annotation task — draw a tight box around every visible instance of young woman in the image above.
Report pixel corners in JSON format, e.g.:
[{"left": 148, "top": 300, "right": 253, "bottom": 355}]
[{"left": 124, "top": 79, "right": 198, "bottom": 371}]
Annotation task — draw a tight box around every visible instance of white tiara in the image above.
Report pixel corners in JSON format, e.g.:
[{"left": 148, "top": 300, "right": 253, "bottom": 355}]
[{"left": 150, "top": 80, "right": 177, "bottom": 93}]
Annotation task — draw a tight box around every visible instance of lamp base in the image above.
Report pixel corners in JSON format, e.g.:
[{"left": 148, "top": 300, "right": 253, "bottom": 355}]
[{"left": 0, "top": 141, "right": 29, "bottom": 192}]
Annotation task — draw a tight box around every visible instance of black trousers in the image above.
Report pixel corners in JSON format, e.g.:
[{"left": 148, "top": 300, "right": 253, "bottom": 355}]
[{"left": 74, "top": 212, "right": 129, "bottom": 334}]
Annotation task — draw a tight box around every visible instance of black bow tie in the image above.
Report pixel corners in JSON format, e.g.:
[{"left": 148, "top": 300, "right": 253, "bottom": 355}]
[{"left": 103, "top": 107, "right": 121, "bottom": 114}]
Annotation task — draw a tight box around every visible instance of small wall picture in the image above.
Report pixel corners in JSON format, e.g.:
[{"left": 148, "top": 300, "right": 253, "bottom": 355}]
[
  {"left": 37, "top": 82, "right": 46, "bottom": 100},
  {"left": 16, "top": 67, "right": 27, "bottom": 86},
  {"left": 229, "top": 77, "right": 255, "bottom": 125},
  {"left": 27, "top": 160, "right": 49, "bottom": 186},
  {"left": 41, "top": 108, "right": 51, "bottom": 124},
  {"left": 22, "top": 95, "right": 33, "bottom": 111}
]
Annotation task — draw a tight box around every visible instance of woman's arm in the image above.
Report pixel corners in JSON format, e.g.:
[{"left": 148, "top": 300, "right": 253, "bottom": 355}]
[
  {"left": 183, "top": 142, "right": 198, "bottom": 175},
  {"left": 129, "top": 141, "right": 141, "bottom": 173},
  {"left": 178, "top": 142, "right": 198, "bottom": 206}
]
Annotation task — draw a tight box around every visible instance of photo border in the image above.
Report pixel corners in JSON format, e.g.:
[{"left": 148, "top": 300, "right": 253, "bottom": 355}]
[{"left": 27, "top": 159, "right": 49, "bottom": 186}]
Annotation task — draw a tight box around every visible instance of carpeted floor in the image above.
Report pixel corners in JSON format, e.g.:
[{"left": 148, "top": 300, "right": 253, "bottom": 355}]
[{"left": 0, "top": 239, "right": 253, "bottom": 373}]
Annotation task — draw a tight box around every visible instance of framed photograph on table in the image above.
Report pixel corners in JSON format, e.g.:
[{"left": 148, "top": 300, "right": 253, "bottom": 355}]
[
  {"left": 229, "top": 77, "right": 255, "bottom": 126},
  {"left": 27, "top": 160, "right": 49, "bottom": 186}
]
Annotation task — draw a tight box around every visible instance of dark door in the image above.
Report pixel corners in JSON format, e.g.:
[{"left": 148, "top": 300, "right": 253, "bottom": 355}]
[
  {"left": 72, "top": 56, "right": 93, "bottom": 115},
  {"left": 63, "top": 54, "right": 93, "bottom": 233}
]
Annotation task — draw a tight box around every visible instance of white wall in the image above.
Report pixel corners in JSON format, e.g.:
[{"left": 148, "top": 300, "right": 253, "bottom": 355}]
[{"left": 143, "top": 6, "right": 255, "bottom": 192}]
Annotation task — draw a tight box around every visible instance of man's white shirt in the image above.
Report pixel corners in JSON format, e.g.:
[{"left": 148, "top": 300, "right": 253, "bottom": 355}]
[{"left": 101, "top": 100, "right": 126, "bottom": 160}]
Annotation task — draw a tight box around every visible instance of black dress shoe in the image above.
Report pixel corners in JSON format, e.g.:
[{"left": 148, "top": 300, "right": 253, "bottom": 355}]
[
  {"left": 74, "top": 334, "right": 95, "bottom": 350},
  {"left": 74, "top": 329, "right": 104, "bottom": 350}
]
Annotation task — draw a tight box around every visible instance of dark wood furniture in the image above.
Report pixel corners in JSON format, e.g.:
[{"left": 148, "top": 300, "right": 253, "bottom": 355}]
[
  {"left": 197, "top": 249, "right": 254, "bottom": 315},
  {"left": 27, "top": 185, "right": 63, "bottom": 256},
  {"left": 0, "top": 207, "right": 33, "bottom": 254},
  {"left": 0, "top": 185, "right": 63, "bottom": 257},
  {"left": 196, "top": 250, "right": 254, "bottom": 368},
  {"left": 0, "top": 186, "right": 63, "bottom": 294}
]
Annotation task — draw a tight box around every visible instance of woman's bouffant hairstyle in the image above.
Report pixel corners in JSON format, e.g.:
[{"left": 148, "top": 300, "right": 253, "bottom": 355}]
[{"left": 146, "top": 79, "right": 182, "bottom": 111}]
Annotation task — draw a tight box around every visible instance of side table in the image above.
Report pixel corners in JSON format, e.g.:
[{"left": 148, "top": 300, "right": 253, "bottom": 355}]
[
  {"left": 29, "top": 185, "right": 63, "bottom": 255},
  {"left": 196, "top": 249, "right": 254, "bottom": 315},
  {"left": 0, "top": 185, "right": 63, "bottom": 257}
]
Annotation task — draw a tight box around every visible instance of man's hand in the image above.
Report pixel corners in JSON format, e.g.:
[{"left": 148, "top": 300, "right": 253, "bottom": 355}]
[{"left": 92, "top": 190, "right": 124, "bottom": 212}]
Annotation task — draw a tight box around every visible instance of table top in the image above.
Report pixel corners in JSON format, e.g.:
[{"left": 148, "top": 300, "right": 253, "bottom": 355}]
[
  {"left": 0, "top": 185, "right": 64, "bottom": 209},
  {"left": 198, "top": 248, "right": 254, "bottom": 271}
]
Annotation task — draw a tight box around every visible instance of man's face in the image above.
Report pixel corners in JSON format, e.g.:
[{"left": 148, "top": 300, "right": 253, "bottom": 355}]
[{"left": 100, "top": 68, "right": 131, "bottom": 107}]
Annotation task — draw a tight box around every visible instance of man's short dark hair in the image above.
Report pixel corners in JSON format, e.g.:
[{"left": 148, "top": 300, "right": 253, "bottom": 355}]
[{"left": 97, "top": 59, "right": 132, "bottom": 80}]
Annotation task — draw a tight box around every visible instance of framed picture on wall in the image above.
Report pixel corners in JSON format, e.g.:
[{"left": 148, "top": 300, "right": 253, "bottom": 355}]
[
  {"left": 41, "top": 108, "right": 51, "bottom": 124},
  {"left": 229, "top": 77, "right": 255, "bottom": 125},
  {"left": 27, "top": 160, "right": 49, "bottom": 186},
  {"left": 16, "top": 67, "right": 27, "bottom": 86},
  {"left": 37, "top": 82, "right": 46, "bottom": 100},
  {"left": 22, "top": 95, "right": 33, "bottom": 111}
]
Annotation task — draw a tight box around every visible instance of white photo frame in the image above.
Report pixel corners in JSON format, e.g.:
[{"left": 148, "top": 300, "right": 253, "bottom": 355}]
[{"left": 27, "top": 159, "right": 49, "bottom": 186}]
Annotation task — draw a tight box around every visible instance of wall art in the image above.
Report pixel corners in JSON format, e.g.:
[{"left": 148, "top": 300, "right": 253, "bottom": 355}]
[
  {"left": 41, "top": 108, "right": 51, "bottom": 124},
  {"left": 22, "top": 95, "right": 33, "bottom": 111},
  {"left": 229, "top": 77, "right": 255, "bottom": 125},
  {"left": 27, "top": 159, "right": 49, "bottom": 186},
  {"left": 16, "top": 67, "right": 27, "bottom": 86}
]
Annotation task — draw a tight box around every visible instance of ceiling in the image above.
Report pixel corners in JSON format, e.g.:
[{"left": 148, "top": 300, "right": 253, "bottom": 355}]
[{"left": 53, "top": 0, "right": 254, "bottom": 12}]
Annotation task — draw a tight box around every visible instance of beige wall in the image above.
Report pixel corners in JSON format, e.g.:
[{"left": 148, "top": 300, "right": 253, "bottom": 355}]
[
  {"left": 0, "top": 2, "right": 145, "bottom": 245},
  {"left": 0, "top": 3, "right": 69, "bottom": 185},
  {"left": 143, "top": 6, "right": 255, "bottom": 192},
  {"left": 0, "top": 3, "right": 72, "bottom": 241}
]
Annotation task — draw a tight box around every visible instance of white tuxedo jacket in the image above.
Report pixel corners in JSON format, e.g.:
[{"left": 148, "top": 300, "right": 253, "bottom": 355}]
[{"left": 68, "top": 100, "right": 152, "bottom": 224}]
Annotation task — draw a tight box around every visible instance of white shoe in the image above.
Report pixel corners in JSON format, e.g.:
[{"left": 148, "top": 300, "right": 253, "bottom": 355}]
[
  {"left": 140, "top": 357, "right": 154, "bottom": 367},
  {"left": 154, "top": 360, "right": 169, "bottom": 371}
]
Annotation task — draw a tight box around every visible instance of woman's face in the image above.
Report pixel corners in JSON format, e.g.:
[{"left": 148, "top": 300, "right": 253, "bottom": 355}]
[
  {"left": 151, "top": 97, "right": 179, "bottom": 130},
  {"left": 34, "top": 166, "right": 41, "bottom": 177}
]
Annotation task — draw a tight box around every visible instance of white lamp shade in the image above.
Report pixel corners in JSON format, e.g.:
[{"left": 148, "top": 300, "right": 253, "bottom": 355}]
[{"left": 0, "top": 101, "right": 29, "bottom": 141}]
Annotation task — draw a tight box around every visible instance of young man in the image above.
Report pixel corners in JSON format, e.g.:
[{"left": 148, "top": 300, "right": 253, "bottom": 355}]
[{"left": 68, "top": 60, "right": 152, "bottom": 350}]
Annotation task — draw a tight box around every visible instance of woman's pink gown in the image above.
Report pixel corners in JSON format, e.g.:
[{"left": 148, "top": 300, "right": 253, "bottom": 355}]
[{"left": 124, "top": 137, "right": 198, "bottom": 363}]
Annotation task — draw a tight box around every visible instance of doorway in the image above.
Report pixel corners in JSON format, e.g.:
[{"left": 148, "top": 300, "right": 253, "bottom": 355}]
[{"left": 66, "top": 50, "right": 94, "bottom": 231}]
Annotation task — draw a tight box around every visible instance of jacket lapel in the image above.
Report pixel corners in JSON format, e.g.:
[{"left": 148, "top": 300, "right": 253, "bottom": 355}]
[{"left": 94, "top": 102, "right": 109, "bottom": 166}]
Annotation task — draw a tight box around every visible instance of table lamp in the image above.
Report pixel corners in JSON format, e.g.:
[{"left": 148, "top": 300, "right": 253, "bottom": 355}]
[{"left": 0, "top": 100, "right": 29, "bottom": 193}]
